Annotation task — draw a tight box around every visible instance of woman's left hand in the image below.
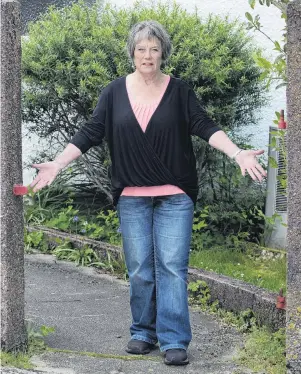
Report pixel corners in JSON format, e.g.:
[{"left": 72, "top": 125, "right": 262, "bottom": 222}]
[{"left": 235, "top": 149, "right": 267, "bottom": 182}]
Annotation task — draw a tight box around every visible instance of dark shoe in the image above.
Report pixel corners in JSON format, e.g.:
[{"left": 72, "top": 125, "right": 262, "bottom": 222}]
[
  {"left": 126, "top": 339, "right": 154, "bottom": 354},
  {"left": 164, "top": 349, "right": 189, "bottom": 365}
]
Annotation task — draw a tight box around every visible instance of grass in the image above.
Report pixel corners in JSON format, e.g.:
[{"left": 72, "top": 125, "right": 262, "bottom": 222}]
[
  {"left": 48, "top": 348, "right": 161, "bottom": 361},
  {"left": 236, "top": 327, "right": 286, "bottom": 374},
  {"left": 0, "top": 351, "right": 34, "bottom": 370},
  {"left": 188, "top": 279, "right": 286, "bottom": 374},
  {"left": 0, "top": 323, "right": 55, "bottom": 370},
  {"left": 189, "top": 248, "right": 286, "bottom": 293}
]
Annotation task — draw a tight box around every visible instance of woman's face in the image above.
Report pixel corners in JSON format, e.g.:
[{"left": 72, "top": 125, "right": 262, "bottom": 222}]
[{"left": 133, "top": 37, "right": 163, "bottom": 75}]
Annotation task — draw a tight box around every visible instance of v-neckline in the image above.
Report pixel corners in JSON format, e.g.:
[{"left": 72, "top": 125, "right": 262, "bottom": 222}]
[{"left": 124, "top": 75, "right": 173, "bottom": 134}]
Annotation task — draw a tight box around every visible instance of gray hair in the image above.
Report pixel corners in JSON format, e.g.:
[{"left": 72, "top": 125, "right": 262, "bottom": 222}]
[{"left": 127, "top": 20, "right": 172, "bottom": 65}]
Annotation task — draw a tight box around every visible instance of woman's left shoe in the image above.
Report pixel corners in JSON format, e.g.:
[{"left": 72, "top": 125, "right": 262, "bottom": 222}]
[{"left": 164, "top": 349, "right": 189, "bottom": 365}]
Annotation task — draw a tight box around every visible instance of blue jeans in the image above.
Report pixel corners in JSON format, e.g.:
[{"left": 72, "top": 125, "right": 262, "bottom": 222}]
[{"left": 117, "top": 194, "right": 194, "bottom": 352}]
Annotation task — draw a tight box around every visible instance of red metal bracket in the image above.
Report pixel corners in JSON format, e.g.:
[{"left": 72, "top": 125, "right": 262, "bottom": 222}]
[
  {"left": 13, "top": 184, "right": 28, "bottom": 196},
  {"left": 278, "top": 109, "right": 287, "bottom": 129},
  {"left": 276, "top": 288, "right": 286, "bottom": 310}
]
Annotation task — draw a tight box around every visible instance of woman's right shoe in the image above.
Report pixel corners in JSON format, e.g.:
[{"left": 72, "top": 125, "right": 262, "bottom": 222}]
[
  {"left": 164, "top": 349, "right": 189, "bottom": 365},
  {"left": 126, "top": 339, "right": 155, "bottom": 354}
]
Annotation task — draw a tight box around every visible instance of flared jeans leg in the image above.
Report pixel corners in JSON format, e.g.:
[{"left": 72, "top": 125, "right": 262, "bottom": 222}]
[
  {"left": 118, "top": 196, "right": 157, "bottom": 345},
  {"left": 153, "top": 194, "right": 194, "bottom": 351},
  {"left": 117, "top": 194, "right": 194, "bottom": 351}
]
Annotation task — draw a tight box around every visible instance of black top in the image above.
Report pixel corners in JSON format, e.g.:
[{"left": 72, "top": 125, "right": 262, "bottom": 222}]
[{"left": 70, "top": 76, "right": 221, "bottom": 205}]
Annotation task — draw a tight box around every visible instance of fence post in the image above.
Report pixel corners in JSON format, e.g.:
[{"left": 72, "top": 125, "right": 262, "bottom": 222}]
[
  {"left": 0, "top": 0, "right": 27, "bottom": 351},
  {"left": 286, "top": 0, "right": 301, "bottom": 372}
]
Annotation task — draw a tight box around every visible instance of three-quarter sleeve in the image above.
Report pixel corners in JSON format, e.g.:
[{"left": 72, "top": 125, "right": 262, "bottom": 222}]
[
  {"left": 188, "top": 88, "right": 221, "bottom": 141},
  {"left": 70, "top": 89, "right": 108, "bottom": 154}
]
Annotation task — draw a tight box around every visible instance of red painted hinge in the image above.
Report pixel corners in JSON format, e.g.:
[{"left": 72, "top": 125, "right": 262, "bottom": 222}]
[{"left": 13, "top": 184, "right": 28, "bottom": 196}]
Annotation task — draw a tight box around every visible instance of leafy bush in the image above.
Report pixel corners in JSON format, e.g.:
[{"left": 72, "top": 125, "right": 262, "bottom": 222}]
[
  {"left": 93, "top": 210, "right": 121, "bottom": 245},
  {"left": 26, "top": 323, "right": 55, "bottom": 356},
  {"left": 45, "top": 205, "right": 80, "bottom": 231},
  {"left": 22, "top": 1, "right": 267, "bottom": 205},
  {"left": 191, "top": 202, "right": 268, "bottom": 251},
  {"left": 53, "top": 243, "right": 99, "bottom": 267},
  {"left": 24, "top": 177, "right": 74, "bottom": 225},
  {"left": 41, "top": 206, "right": 122, "bottom": 245},
  {"left": 246, "top": 0, "right": 288, "bottom": 89},
  {"left": 24, "top": 230, "right": 48, "bottom": 253}
]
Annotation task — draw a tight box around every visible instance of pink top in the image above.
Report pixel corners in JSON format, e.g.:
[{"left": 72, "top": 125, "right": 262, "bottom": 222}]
[{"left": 121, "top": 76, "right": 184, "bottom": 197}]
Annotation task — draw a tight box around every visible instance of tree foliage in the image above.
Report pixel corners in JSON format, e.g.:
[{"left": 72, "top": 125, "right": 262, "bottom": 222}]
[
  {"left": 22, "top": 1, "right": 267, "bottom": 204},
  {"left": 245, "top": 0, "right": 289, "bottom": 198},
  {"left": 245, "top": 0, "right": 290, "bottom": 88}
]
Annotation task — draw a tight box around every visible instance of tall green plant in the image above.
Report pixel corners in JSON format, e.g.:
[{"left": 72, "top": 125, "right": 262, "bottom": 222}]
[
  {"left": 245, "top": 0, "right": 290, "bottom": 89},
  {"left": 245, "top": 0, "right": 288, "bottom": 199}
]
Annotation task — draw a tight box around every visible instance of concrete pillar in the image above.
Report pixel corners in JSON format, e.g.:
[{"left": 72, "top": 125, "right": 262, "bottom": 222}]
[
  {"left": 286, "top": 0, "right": 301, "bottom": 372},
  {"left": 0, "top": 0, "right": 27, "bottom": 351}
]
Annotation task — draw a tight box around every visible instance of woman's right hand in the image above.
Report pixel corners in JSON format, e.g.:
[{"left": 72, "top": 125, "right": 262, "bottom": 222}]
[{"left": 30, "top": 161, "right": 63, "bottom": 192}]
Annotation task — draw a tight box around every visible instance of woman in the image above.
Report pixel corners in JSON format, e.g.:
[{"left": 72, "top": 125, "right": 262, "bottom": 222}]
[{"left": 31, "top": 20, "right": 266, "bottom": 366}]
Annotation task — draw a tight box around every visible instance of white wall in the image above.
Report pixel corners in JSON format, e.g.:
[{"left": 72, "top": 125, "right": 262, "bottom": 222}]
[{"left": 23, "top": 0, "right": 286, "bottom": 185}]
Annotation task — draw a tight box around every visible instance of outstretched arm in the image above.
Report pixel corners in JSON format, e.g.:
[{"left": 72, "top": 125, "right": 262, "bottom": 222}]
[
  {"left": 30, "top": 143, "right": 82, "bottom": 192},
  {"left": 187, "top": 86, "right": 266, "bottom": 182},
  {"left": 30, "top": 87, "right": 108, "bottom": 192},
  {"left": 208, "top": 130, "right": 267, "bottom": 182}
]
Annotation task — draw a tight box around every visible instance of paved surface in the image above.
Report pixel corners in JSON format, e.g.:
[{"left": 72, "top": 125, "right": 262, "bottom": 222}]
[{"left": 1, "top": 254, "right": 253, "bottom": 374}]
